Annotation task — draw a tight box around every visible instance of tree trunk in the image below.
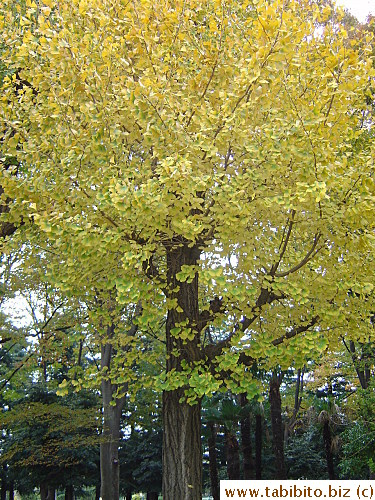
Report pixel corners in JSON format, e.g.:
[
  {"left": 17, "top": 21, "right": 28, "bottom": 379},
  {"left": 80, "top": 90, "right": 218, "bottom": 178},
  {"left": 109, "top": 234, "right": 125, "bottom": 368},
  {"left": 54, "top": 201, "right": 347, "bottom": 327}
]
[
  {"left": 8, "top": 482, "right": 14, "bottom": 500},
  {"left": 47, "top": 487, "right": 56, "bottom": 500},
  {"left": 40, "top": 484, "right": 48, "bottom": 500},
  {"left": 162, "top": 243, "right": 203, "bottom": 500},
  {"left": 125, "top": 492, "right": 132, "bottom": 500},
  {"left": 208, "top": 422, "right": 220, "bottom": 500},
  {"left": 40, "top": 485, "right": 56, "bottom": 500},
  {"left": 146, "top": 493, "right": 159, "bottom": 500},
  {"left": 322, "top": 419, "right": 335, "bottom": 479},
  {"left": 225, "top": 429, "right": 240, "bottom": 480},
  {"left": 163, "top": 389, "right": 202, "bottom": 500},
  {"left": 269, "top": 374, "right": 287, "bottom": 479},
  {"left": 65, "top": 485, "right": 74, "bottom": 500},
  {"left": 255, "top": 414, "right": 262, "bottom": 479},
  {"left": 240, "top": 393, "right": 254, "bottom": 479},
  {"left": 100, "top": 373, "right": 125, "bottom": 500}
]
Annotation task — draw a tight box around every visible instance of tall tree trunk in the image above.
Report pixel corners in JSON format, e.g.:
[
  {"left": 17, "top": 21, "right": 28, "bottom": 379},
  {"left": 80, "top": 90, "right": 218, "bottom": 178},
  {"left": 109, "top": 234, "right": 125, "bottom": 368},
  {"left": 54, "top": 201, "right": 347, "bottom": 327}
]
[
  {"left": 319, "top": 412, "right": 335, "bottom": 480},
  {"left": 162, "top": 243, "right": 202, "bottom": 500},
  {"left": 100, "top": 373, "right": 125, "bottom": 500},
  {"left": 47, "top": 487, "right": 56, "bottom": 500},
  {"left": 99, "top": 323, "right": 128, "bottom": 500},
  {"left": 225, "top": 429, "right": 240, "bottom": 480},
  {"left": 40, "top": 484, "right": 48, "bottom": 500},
  {"left": 208, "top": 422, "right": 220, "bottom": 500},
  {"left": 255, "top": 414, "right": 262, "bottom": 479},
  {"left": 65, "top": 485, "right": 74, "bottom": 500},
  {"left": 8, "top": 482, "right": 14, "bottom": 500},
  {"left": 163, "top": 390, "right": 202, "bottom": 499},
  {"left": 269, "top": 374, "right": 287, "bottom": 479},
  {"left": 40, "top": 485, "right": 56, "bottom": 500},
  {"left": 240, "top": 393, "right": 254, "bottom": 479}
]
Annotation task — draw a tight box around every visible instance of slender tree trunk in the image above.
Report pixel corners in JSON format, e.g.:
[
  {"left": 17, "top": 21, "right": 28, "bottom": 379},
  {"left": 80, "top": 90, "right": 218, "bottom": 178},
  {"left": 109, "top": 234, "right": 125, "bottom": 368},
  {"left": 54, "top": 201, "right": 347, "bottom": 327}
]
[
  {"left": 40, "top": 484, "right": 48, "bottom": 500},
  {"left": 126, "top": 492, "right": 132, "bottom": 500},
  {"left": 40, "top": 485, "right": 56, "bottom": 500},
  {"left": 100, "top": 372, "right": 125, "bottom": 500},
  {"left": 65, "top": 485, "right": 74, "bottom": 500},
  {"left": 8, "top": 482, "right": 14, "bottom": 500},
  {"left": 349, "top": 341, "right": 368, "bottom": 389},
  {"left": 240, "top": 394, "right": 254, "bottom": 479},
  {"left": 225, "top": 429, "right": 240, "bottom": 480},
  {"left": 208, "top": 422, "right": 220, "bottom": 500},
  {"left": 269, "top": 374, "right": 287, "bottom": 479},
  {"left": 255, "top": 414, "right": 262, "bottom": 479},
  {"left": 321, "top": 416, "right": 335, "bottom": 479},
  {"left": 285, "top": 368, "right": 304, "bottom": 444},
  {"left": 46, "top": 487, "right": 56, "bottom": 500},
  {"left": 162, "top": 243, "right": 203, "bottom": 500},
  {"left": 99, "top": 322, "right": 128, "bottom": 500}
]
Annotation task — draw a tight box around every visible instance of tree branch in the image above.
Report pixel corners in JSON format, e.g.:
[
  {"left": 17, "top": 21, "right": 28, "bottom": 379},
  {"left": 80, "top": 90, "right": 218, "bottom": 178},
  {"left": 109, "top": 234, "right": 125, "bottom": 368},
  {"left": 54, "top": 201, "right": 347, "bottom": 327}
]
[{"left": 274, "top": 233, "right": 322, "bottom": 278}]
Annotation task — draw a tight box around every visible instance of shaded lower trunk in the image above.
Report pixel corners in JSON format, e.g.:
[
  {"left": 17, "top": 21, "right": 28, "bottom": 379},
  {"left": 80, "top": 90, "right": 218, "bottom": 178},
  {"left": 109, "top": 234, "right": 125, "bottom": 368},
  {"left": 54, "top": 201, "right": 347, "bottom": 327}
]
[
  {"left": 100, "top": 383, "right": 124, "bottom": 500},
  {"left": 126, "top": 492, "right": 132, "bottom": 500},
  {"left": 240, "top": 394, "right": 254, "bottom": 479},
  {"left": 41, "top": 485, "right": 56, "bottom": 500},
  {"left": 162, "top": 244, "right": 202, "bottom": 500},
  {"left": 269, "top": 375, "right": 287, "bottom": 479},
  {"left": 208, "top": 422, "right": 220, "bottom": 500},
  {"left": 146, "top": 493, "right": 159, "bottom": 500},
  {"left": 163, "top": 390, "right": 202, "bottom": 500},
  {"left": 9, "top": 483, "right": 14, "bottom": 500},
  {"left": 225, "top": 429, "right": 240, "bottom": 480},
  {"left": 255, "top": 414, "right": 262, "bottom": 479},
  {"left": 322, "top": 420, "right": 335, "bottom": 479},
  {"left": 65, "top": 485, "right": 74, "bottom": 500}
]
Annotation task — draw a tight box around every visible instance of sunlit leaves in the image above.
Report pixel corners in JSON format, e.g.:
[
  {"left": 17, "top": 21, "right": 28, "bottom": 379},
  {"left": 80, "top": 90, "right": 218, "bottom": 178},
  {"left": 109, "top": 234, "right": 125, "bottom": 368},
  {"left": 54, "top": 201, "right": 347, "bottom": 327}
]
[{"left": 0, "top": 0, "right": 374, "bottom": 399}]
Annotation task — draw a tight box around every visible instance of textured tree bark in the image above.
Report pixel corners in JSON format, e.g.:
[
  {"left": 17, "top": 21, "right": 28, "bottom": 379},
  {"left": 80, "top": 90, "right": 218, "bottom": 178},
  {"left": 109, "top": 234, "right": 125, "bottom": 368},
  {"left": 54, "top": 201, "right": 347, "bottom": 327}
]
[
  {"left": 269, "top": 374, "right": 287, "bottom": 479},
  {"left": 255, "top": 414, "right": 262, "bottom": 479},
  {"left": 208, "top": 422, "right": 220, "bottom": 500},
  {"left": 100, "top": 373, "right": 124, "bottom": 500},
  {"left": 162, "top": 243, "right": 202, "bottom": 500},
  {"left": 225, "top": 429, "right": 240, "bottom": 480},
  {"left": 240, "top": 394, "right": 254, "bottom": 479},
  {"left": 163, "top": 390, "right": 202, "bottom": 500}
]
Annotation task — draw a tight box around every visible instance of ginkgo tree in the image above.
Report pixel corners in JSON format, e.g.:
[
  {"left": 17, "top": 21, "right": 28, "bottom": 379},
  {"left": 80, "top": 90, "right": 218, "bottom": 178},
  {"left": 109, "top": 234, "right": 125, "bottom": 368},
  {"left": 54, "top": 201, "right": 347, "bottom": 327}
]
[{"left": 1, "top": 0, "right": 374, "bottom": 498}]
